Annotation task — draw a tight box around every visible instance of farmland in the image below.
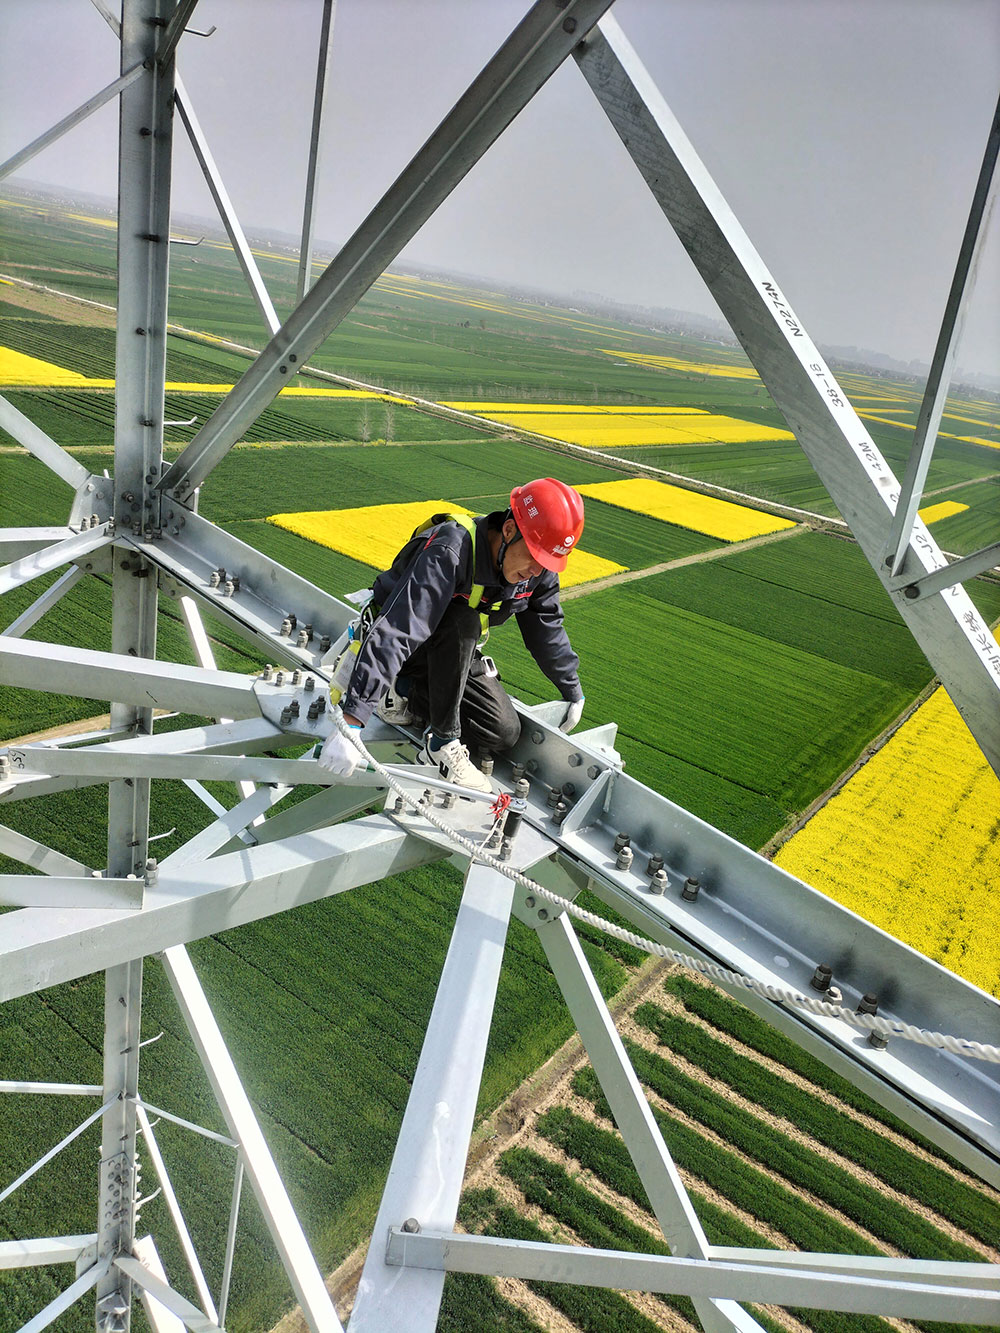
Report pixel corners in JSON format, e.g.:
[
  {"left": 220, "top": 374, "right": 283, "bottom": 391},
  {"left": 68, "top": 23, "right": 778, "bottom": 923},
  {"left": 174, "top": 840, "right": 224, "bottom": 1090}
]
[{"left": 2, "top": 190, "right": 1000, "bottom": 1333}]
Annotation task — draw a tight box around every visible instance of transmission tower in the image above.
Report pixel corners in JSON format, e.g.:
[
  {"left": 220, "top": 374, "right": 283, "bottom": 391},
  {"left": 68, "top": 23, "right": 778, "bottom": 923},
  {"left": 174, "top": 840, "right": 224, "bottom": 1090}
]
[{"left": 1, "top": 4, "right": 997, "bottom": 1331}]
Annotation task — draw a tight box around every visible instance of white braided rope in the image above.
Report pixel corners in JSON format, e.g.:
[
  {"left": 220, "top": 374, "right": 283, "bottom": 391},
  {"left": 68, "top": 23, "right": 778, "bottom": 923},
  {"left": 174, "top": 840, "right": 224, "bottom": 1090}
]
[{"left": 334, "top": 714, "right": 1000, "bottom": 1065}]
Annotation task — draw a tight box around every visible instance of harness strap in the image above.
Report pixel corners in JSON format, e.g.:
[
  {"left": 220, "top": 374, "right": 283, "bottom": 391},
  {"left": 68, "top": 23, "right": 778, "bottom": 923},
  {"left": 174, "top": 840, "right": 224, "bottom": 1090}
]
[{"left": 413, "top": 512, "right": 490, "bottom": 643}]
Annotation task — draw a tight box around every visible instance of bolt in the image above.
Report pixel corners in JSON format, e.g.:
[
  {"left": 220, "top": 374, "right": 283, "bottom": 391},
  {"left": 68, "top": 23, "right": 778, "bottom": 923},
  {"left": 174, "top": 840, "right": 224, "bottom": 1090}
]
[
  {"left": 231, "top": 575, "right": 241, "bottom": 592},
  {"left": 144, "top": 857, "right": 158, "bottom": 886},
  {"left": 538, "top": 907, "right": 549, "bottom": 921},
  {"left": 442, "top": 791, "right": 458, "bottom": 809},
  {"left": 307, "top": 700, "right": 320, "bottom": 720},
  {"left": 316, "top": 695, "right": 326, "bottom": 713},
  {"left": 511, "top": 761, "right": 526, "bottom": 780},
  {"left": 613, "top": 832, "right": 630, "bottom": 853},
  {"left": 867, "top": 1028, "right": 890, "bottom": 1051},
  {"left": 320, "top": 634, "right": 331, "bottom": 652},
  {"left": 304, "top": 622, "right": 313, "bottom": 641},
  {"left": 616, "top": 845, "right": 633, "bottom": 872},
  {"left": 563, "top": 17, "right": 578, "bottom": 34},
  {"left": 296, "top": 628, "right": 309, "bottom": 648},
  {"left": 499, "top": 836, "right": 513, "bottom": 861},
  {"left": 223, "top": 580, "right": 235, "bottom": 597},
  {"left": 402, "top": 1217, "right": 420, "bottom": 1234},
  {"left": 531, "top": 729, "right": 544, "bottom": 744},
  {"left": 810, "top": 963, "right": 833, "bottom": 992},
  {"left": 681, "top": 876, "right": 700, "bottom": 902},
  {"left": 646, "top": 853, "right": 664, "bottom": 876},
  {"left": 562, "top": 782, "right": 576, "bottom": 797},
  {"left": 525, "top": 896, "right": 536, "bottom": 908},
  {"left": 480, "top": 755, "right": 494, "bottom": 776},
  {"left": 275, "top": 671, "right": 285, "bottom": 686},
  {"left": 135, "top": 326, "right": 146, "bottom": 335},
  {"left": 568, "top": 752, "right": 582, "bottom": 767},
  {"left": 280, "top": 618, "right": 292, "bottom": 637},
  {"left": 546, "top": 787, "right": 561, "bottom": 809},
  {"left": 393, "top": 795, "right": 405, "bottom": 813},
  {"left": 553, "top": 799, "right": 569, "bottom": 825},
  {"left": 287, "top": 613, "right": 298, "bottom": 630},
  {"left": 209, "top": 570, "right": 220, "bottom": 588},
  {"left": 857, "top": 992, "right": 879, "bottom": 1015},
  {"left": 587, "top": 765, "right": 600, "bottom": 779},
  {"left": 903, "top": 585, "right": 920, "bottom": 600},
  {"left": 262, "top": 664, "right": 273, "bottom": 681},
  {"left": 280, "top": 706, "right": 292, "bottom": 725},
  {"left": 0, "top": 755, "right": 10, "bottom": 779},
  {"left": 514, "top": 777, "right": 530, "bottom": 800},
  {"left": 288, "top": 699, "right": 300, "bottom": 718},
  {"left": 292, "top": 669, "right": 302, "bottom": 686},
  {"left": 650, "top": 868, "right": 668, "bottom": 895},
  {"left": 304, "top": 676, "right": 315, "bottom": 692}
]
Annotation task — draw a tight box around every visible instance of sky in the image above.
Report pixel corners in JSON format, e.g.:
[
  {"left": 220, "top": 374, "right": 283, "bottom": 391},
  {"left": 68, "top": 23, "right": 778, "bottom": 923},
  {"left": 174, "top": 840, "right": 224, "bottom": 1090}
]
[{"left": 1, "top": 0, "right": 998, "bottom": 378}]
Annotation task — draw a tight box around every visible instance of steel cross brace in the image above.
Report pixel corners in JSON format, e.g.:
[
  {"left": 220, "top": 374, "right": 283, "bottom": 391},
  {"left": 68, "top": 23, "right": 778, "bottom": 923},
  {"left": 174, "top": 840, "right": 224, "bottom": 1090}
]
[
  {"left": 384, "top": 1231, "right": 1000, "bottom": 1323},
  {"left": 156, "top": 0, "right": 616, "bottom": 501},
  {"left": 573, "top": 17, "right": 1000, "bottom": 776}
]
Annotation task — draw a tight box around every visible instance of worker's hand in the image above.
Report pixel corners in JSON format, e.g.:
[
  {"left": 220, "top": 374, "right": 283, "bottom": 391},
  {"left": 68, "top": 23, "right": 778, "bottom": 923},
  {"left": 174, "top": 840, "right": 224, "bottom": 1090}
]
[
  {"left": 559, "top": 697, "right": 585, "bottom": 733},
  {"left": 317, "top": 720, "right": 364, "bottom": 777}
]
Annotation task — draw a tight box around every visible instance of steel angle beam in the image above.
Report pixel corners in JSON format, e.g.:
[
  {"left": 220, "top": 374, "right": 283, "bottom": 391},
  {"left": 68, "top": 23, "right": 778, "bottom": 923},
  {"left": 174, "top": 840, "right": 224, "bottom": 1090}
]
[
  {"left": 174, "top": 76, "right": 280, "bottom": 334},
  {"left": 0, "top": 524, "right": 111, "bottom": 596},
  {"left": 0, "top": 62, "right": 145, "bottom": 182},
  {"left": 0, "top": 811, "right": 447, "bottom": 1001},
  {"left": 523, "top": 898, "right": 760, "bottom": 1333},
  {"left": 0, "top": 1235, "right": 98, "bottom": 1270},
  {"left": 575, "top": 18, "right": 1000, "bottom": 775},
  {"left": 296, "top": 0, "right": 337, "bottom": 304},
  {"left": 132, "top": 1237, "right": 188, "bottom": 1333},
  {"left": 14, "top": 1259, "right": 109, "bottom": 1333},
  {"left": 0, "top": 636, "right": 261, "bottom": 719},
  {"left": 2, "top": 566, "right": 85, "bottom": 640},
  {"left": 886, "top": 89, "right": 1000, "bottom": 575},
  {"left": 114, "top": 1256, "right": 218, "bottom": 1333},
  {"left": 142, "top": 510, "right": 356, "bottom": 671},
  {"left": 899, "top": 542, "right": 1000, "bottom": 600},
  {"left": 540, "top": 767, "right": 1000, "bottom": 1178},
  {"left": 156, "top": 0, "right": 615, "bottom": 501},
  {"left": 160, "top": 947, "right": 345, "bottom": 1333},
  {"left": 350, "top": 862, "right": 517, "bottom": 1333},
  {"left": 705, "top": 1248, "right": 1000, "bottom": 1289},
  {"left": 0, "top": 874, "right": 143, "bottom": 910},
  {"left": 0, "top": 396, "right": 89, "bottom": 491},
  {"left": 385, "top": 1231, "right": 1000, "bottom": 1323},
  {"left": 0, "top": 718, "right": 283, "bottom": 806},
  {"left": 10, "top": 746, "right": 337, "bottom": 788},
  {"left": 0, "top": 528, "right": 76, "bottom": 562},
  {"left": 0, "top": 823, "right": 88, "bottom": 877}
]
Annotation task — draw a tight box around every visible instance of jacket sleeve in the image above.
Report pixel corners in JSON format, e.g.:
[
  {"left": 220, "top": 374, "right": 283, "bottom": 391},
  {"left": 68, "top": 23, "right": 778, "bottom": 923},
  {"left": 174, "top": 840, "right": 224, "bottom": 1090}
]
[
  {"left": 517, "top": 574, "right": 582, "bottom": 702},
  {"left": 341, "top": 526, "right": 469, "bottom": 723}
]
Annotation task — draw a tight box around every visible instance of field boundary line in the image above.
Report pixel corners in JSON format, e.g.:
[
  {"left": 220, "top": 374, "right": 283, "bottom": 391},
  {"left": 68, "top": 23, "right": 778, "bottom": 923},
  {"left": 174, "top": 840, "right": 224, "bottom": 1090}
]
[{"left": 561, "top": 525, "right": 808, "bottom": 600}]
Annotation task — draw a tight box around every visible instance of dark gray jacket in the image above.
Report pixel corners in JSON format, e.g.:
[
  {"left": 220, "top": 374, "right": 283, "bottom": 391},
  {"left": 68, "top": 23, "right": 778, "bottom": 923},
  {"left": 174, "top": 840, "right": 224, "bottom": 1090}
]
[{"left": 342, "top": 512, "right": 582, "bottom": 724}]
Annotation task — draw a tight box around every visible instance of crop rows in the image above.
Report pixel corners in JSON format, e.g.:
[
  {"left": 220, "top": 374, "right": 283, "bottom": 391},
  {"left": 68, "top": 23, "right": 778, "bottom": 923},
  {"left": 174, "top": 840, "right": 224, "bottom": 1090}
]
[{"left": 440, "top": 968, "right": 996, "bottom": 1333}]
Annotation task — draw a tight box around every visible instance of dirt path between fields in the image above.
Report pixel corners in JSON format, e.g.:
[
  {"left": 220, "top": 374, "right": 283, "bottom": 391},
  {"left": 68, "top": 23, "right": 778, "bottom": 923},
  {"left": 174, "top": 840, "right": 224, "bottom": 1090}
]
[{"left": 560, "top": 522, "right": 811, "bottom": 600}]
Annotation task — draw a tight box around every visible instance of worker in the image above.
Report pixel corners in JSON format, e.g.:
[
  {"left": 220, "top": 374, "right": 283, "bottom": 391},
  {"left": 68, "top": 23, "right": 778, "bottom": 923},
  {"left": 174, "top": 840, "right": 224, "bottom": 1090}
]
[{"left": 317, "top": 478, "right": 587, "bottom": 791}]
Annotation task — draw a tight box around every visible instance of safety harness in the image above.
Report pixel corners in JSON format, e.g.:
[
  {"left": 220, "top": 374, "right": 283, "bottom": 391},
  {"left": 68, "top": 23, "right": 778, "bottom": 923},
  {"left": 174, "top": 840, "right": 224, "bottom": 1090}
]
[{"left": 413, "top": 511, "right": 491, "bottom": 643}]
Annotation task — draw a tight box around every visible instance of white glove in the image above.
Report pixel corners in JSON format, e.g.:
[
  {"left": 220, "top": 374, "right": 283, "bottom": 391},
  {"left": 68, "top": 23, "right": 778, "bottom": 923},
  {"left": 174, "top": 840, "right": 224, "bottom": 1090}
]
[
  {"left": 560, "top": 697, "right": 585, "bottom": 733},
  {"left": 317, "top": 721, "right": 364, "bottom": 777}
]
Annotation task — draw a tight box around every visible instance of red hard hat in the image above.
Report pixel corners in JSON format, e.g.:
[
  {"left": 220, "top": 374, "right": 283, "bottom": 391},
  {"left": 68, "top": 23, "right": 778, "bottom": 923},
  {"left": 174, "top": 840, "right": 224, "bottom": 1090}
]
[{"left": 509, "top": 478, "right": 585, "bottom": 573}]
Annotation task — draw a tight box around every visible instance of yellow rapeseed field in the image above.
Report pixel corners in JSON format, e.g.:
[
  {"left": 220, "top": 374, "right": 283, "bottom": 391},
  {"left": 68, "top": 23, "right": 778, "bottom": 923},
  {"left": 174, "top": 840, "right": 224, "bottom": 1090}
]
[
  {"left": 775, "top": 686, "right": 1000, "bottom": 996},
  {"left": 576, "top": 478, "right": 797, "bottom": 542},
  {"left": 917, "top": 501, "right": 969, "bottom": 524},
  {"left": 0, "top": 346, "right": 106, "bottom": 386},
  {"left": 439, "top": 401, "right": 793, "bottom": 448},
  {"left": 602, "top": 348, "right": 763, "bottom": 381},
  {"left": 268, "top": 501, "right": 625, "bottom": 589}
]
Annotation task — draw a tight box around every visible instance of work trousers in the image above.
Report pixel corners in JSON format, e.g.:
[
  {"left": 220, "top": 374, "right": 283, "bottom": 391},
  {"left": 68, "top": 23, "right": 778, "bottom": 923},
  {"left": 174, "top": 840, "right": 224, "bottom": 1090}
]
[{"left": 402, "top": 601, "right": 521, "bottom": 757}]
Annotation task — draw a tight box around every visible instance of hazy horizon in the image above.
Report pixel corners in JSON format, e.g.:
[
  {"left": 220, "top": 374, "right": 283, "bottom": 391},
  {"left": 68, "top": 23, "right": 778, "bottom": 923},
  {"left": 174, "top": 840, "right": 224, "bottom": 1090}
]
[{"left": 2, "top": 1, "right": 998, "bottom": 378}]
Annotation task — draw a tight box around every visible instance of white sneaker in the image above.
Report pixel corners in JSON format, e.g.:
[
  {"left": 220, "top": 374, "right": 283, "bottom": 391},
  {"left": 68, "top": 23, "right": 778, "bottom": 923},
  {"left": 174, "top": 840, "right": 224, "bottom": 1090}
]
[
  {"left": 420, "top": 736, "right": 493, "bottom": 793},
  {"left": 377, "top": 681, "right": 416, "bottom": 726}
]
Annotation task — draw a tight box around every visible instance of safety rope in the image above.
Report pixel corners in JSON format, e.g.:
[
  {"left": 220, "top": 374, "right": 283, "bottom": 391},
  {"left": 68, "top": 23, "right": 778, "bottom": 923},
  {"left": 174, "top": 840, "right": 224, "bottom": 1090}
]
[{"left": 334, "top": 713, "right": 1000, "bottom": 1065}]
